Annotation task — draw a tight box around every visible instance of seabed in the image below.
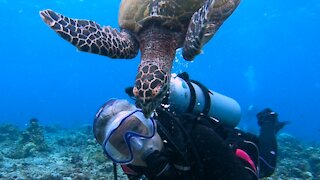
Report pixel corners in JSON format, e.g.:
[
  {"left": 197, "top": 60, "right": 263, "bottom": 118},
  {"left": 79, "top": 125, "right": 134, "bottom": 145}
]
[{"left": 0, "top": 120, "right": 319, "bottom": 179}]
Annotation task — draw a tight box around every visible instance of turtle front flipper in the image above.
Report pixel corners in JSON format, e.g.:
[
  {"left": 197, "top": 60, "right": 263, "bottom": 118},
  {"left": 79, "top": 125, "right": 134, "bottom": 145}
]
[
  {"left": 39, "top": 9, "right": 139, "bottom": 59},
  {"left": 182, "top": 0, "right": 215, "bottom": 61},
  {"left": 182, "top": 0, "right": 240, "bottom": 61}
]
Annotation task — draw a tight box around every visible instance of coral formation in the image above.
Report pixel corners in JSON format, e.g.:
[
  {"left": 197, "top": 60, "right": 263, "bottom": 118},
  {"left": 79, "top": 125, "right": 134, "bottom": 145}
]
[
  {"left": 20, "top": 118, "right": 49, "bottom": 152},
  {"left": 3, "top": 118, "right": 50, "bottom": 159},
  {"left": 262, "top": 133, "right": 320, "bottom": 180}
]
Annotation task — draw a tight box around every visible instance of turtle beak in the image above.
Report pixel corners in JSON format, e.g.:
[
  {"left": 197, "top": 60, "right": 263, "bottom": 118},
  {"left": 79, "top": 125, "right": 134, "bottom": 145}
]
[
  {"left": 132, "top": 85, "right": 163, "bottom": 118},
  {"left": 136, "top": 99, "right": 157, "bottom": 118},
  {"left": 132, "top": 76, "right": 169, "bottom": 117}
]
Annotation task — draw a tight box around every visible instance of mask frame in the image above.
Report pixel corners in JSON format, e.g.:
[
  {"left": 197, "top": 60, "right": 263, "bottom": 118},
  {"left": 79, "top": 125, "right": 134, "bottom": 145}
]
[{"left": 102, "top": 109, "right": 156, "bottom": 164}]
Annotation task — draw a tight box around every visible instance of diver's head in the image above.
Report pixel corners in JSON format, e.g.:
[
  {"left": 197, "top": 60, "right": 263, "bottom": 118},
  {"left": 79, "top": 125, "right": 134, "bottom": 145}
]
[
  {"left": 93, "top": 99, "right": 163, "bottom": 166},
  {"left": 93, "top": 99, "right": 135, "bottom": 145}
]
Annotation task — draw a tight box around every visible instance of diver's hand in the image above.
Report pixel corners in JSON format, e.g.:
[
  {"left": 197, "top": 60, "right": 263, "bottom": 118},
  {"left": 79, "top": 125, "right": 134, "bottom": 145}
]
[
  {"left": 257, "top": 108, "right": 278, "bottom": 127},
  {"left": 257, "top": 108, "right": 290, "bottom": 133}
]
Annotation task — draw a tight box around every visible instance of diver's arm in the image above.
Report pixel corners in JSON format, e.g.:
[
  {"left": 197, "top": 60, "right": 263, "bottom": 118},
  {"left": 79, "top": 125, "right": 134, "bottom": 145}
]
[
  {"left": 257, "top": 110, "right": 278, "bottom": 177},
  {"left": 257, "top": 108, "right": 288, "bottom": 178},
  {"left": 258, "top": 123, "right": 277, "bottom": 177}
]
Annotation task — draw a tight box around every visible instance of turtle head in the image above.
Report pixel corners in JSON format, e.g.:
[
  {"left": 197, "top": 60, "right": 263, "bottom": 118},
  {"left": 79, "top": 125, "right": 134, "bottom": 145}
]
[{"left": 133, "top": 63, "right": 170, "bottom": 117}]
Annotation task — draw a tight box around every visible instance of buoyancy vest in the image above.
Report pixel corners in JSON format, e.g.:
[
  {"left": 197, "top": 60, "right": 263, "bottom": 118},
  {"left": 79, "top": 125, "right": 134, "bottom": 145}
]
[
  {"left": 120, "top": 107, "right": 259, "bottom": 179},
  {"left": 156, "top": 107, "right": 259, "bottom": 179}
]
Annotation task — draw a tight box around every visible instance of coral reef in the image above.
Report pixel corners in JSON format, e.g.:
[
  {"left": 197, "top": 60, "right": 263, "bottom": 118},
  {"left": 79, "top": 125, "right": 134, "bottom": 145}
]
[
  {"left": 3, "top": 118, "right": 50, "bottom": 159},
  {"left": 0, "top": 122, "right": 319, "bottom": 179},
  {"left": 262, "top": 133, "right": 320, "bottom": 180},
  {"left": 20, "top": 118, "right": 50, "bottom": 152}
]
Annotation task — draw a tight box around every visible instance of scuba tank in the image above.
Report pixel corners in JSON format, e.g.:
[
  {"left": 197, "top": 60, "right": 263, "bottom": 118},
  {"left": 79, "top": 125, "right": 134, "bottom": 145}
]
[{"left": 167, "top": 73, "right": 241, "bottom": 128}]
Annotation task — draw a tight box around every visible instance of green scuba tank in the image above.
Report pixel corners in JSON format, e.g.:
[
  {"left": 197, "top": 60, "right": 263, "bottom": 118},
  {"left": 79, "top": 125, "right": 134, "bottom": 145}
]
[{"left": 167, "top": 74, "right": 241, "bottom": 128}]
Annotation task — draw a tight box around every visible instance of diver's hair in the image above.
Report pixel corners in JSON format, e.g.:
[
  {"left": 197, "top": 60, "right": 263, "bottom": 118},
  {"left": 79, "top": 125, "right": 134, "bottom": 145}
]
[{"left": 93, "top": 99, "right": 135, "bottom": 144}]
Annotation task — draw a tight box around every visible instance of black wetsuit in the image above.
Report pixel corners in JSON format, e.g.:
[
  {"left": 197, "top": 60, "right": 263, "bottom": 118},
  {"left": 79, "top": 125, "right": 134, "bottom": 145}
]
[
  {"left": 121, "top": 107, "right": 281, "bottom": 180},
  {"left": 122, "top": 74, "right": 279, "bottom": 179}
]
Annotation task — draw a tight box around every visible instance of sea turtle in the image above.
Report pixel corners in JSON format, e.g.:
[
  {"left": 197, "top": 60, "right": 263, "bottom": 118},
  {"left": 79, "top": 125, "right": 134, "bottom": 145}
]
[{"left": 39, "top": 0, "right": 240, "bottom": 117}]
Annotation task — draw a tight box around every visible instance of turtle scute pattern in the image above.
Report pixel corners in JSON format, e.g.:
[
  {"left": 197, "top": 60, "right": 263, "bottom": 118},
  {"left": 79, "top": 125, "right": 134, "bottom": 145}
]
[
  {"left": 133, "top": 62, "right": 168, "bottom": 100},
  {"left": 40, "top": 9, "right": 139, "bottom": 58},
  {"left": 119, "top": 0, "right": 206, "bottom": 33}
]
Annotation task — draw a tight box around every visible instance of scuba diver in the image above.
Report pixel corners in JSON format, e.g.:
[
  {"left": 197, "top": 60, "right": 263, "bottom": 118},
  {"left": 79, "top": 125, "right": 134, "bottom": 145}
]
[{"left": 93, "top": 73, "right": 288, "bottom": 180}]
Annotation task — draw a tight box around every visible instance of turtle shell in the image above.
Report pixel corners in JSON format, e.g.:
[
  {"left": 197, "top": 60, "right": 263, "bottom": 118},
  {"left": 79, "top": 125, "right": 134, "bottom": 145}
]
[{"left": 119, "top": 0, "right": 205, "bottom": 33}]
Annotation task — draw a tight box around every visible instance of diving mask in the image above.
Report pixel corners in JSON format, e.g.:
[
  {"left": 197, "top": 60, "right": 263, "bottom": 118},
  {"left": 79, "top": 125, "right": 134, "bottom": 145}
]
[{"left": 102, "top": 109, "right": 156, "bottom": 164}]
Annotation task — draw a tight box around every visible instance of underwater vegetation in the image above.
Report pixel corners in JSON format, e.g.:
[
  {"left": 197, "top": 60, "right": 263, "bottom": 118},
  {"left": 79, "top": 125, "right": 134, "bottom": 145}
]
[{"left": 0, "top": 120, "right": 319, "bottom": 179}]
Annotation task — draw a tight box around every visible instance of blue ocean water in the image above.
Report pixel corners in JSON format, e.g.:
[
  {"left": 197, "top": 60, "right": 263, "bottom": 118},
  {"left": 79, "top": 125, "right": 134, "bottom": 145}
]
[{"left": 0, "top": 0, "right": 319, "bottom": 142}]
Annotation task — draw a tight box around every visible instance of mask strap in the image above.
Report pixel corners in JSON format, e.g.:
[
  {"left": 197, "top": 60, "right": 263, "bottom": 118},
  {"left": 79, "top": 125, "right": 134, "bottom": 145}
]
[{"left": 113, "top": 162, "right": 118, "bottom": 180}]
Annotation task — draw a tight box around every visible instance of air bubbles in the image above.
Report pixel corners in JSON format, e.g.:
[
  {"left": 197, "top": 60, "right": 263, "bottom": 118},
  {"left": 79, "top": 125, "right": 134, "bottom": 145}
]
[{"left": 172, "top": 48, "right": 191, "bottom": 74}]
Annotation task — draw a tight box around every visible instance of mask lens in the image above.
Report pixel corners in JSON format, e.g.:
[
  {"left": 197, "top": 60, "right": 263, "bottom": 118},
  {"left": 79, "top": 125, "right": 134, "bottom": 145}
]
[{"left": 103, "top": 110, "right": 155, "bottom": 163}]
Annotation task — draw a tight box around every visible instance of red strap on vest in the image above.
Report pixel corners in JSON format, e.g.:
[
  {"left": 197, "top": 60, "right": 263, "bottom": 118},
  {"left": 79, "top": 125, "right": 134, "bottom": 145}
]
[
  {"left": 121, "top": 165, "right": 138, "bottom": 176},
  {"left": 235, "top": 149, "right": 257, "bottom": 172}
]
